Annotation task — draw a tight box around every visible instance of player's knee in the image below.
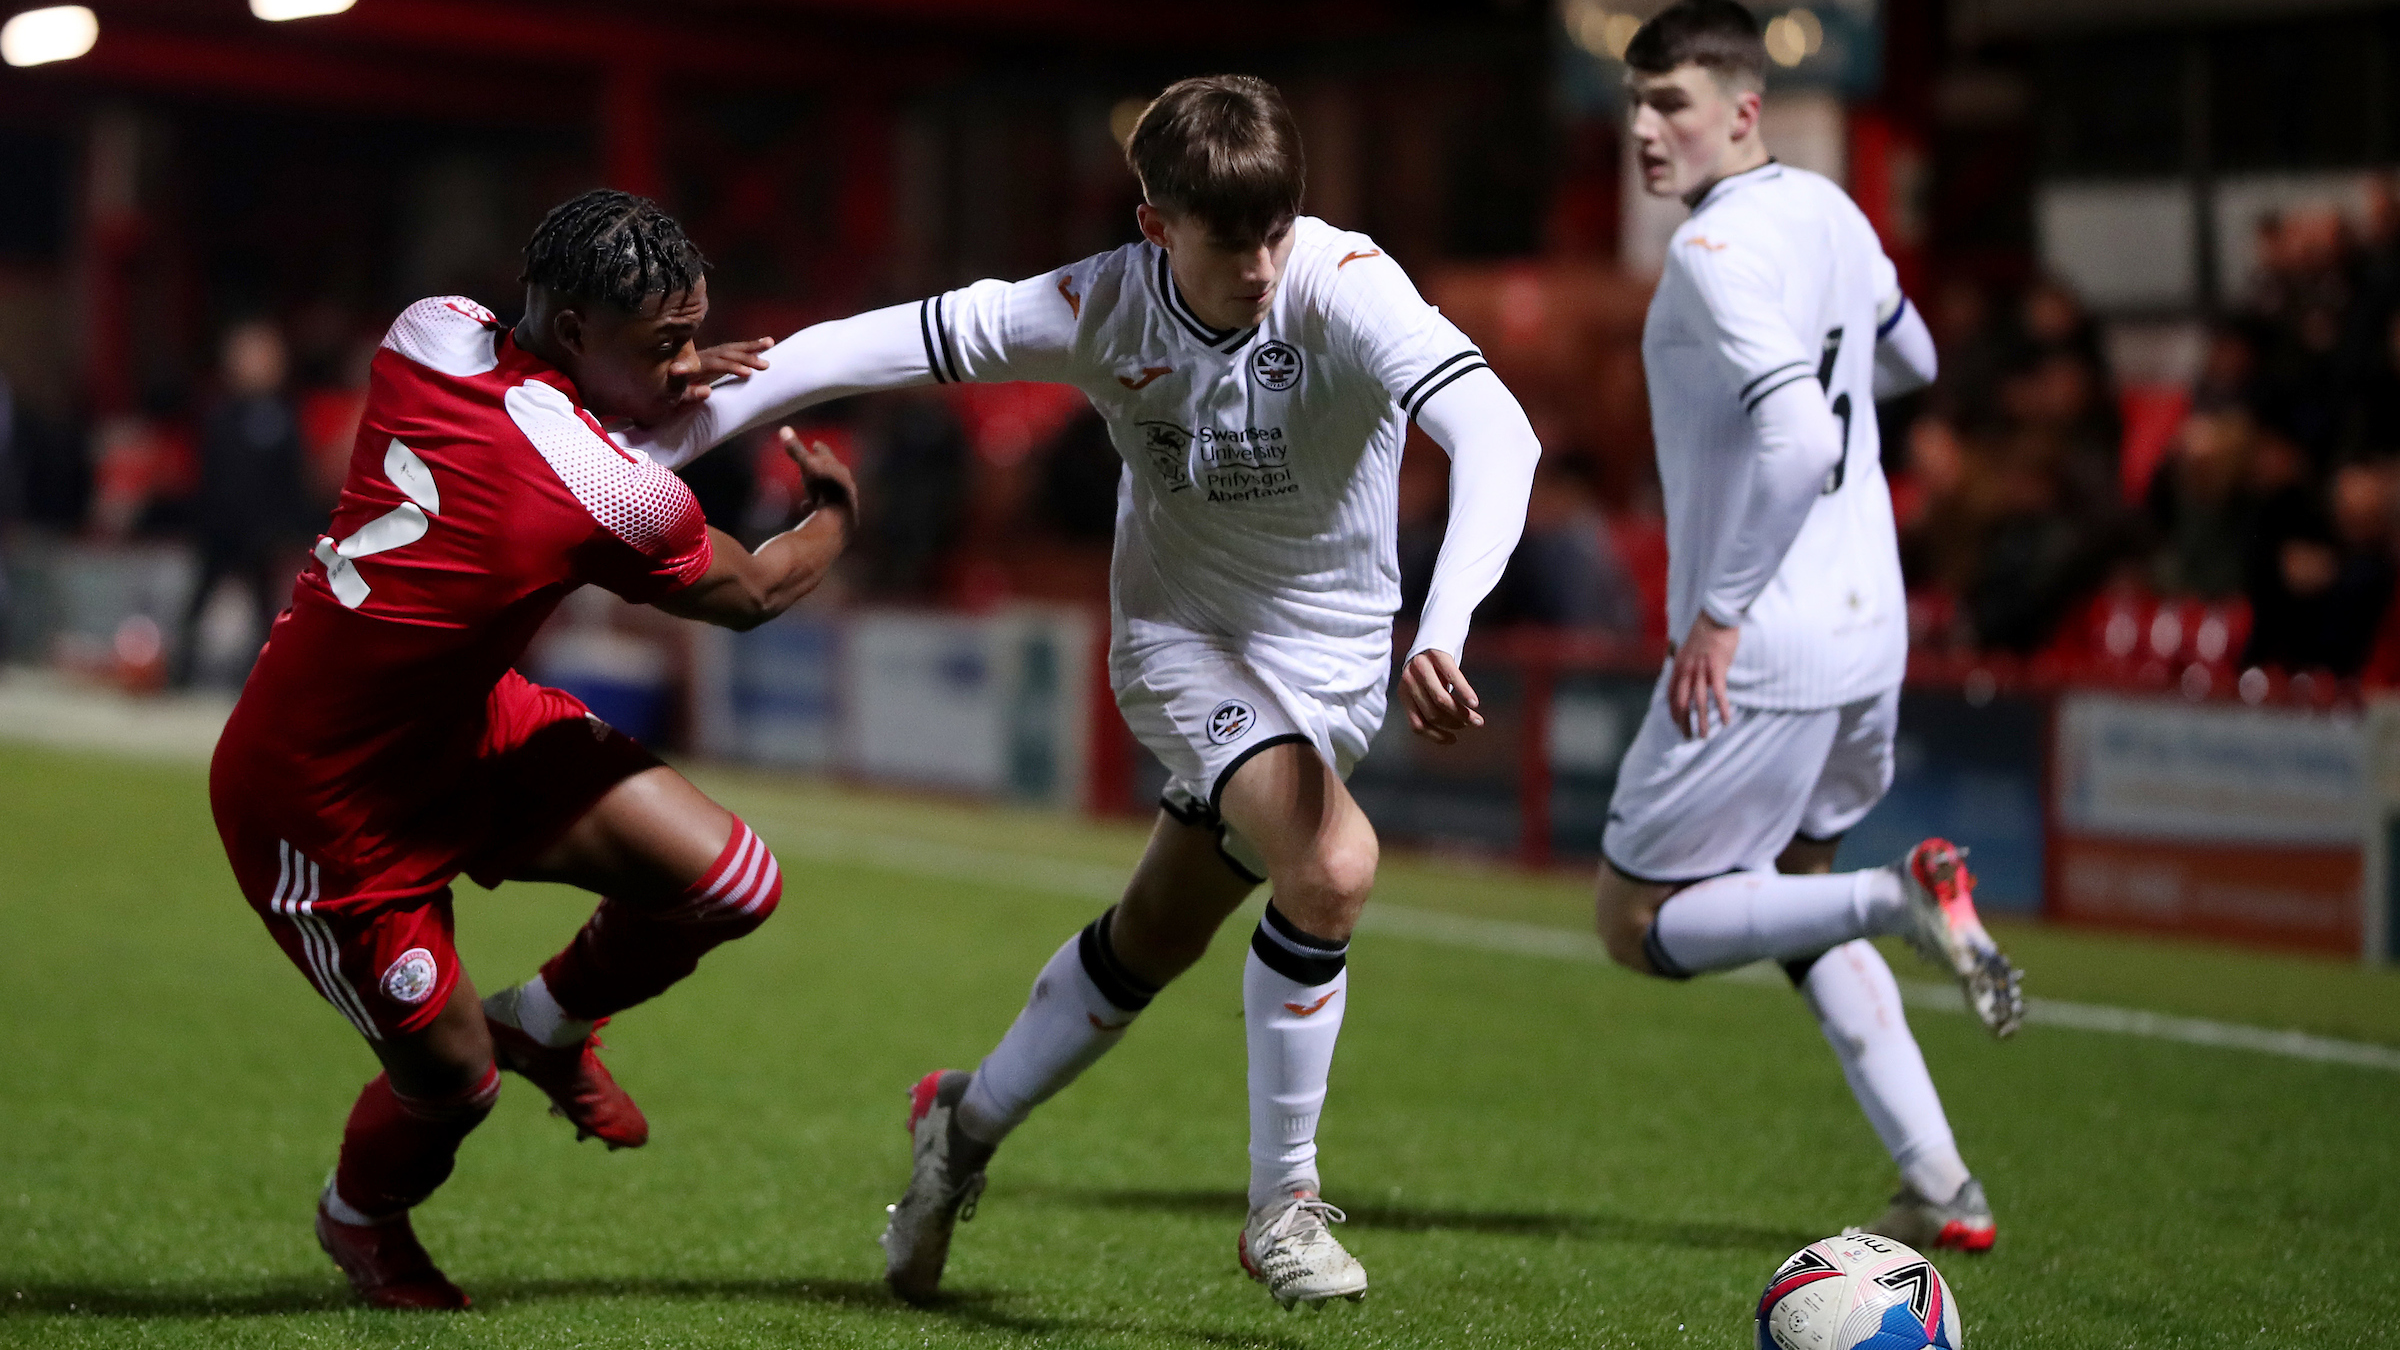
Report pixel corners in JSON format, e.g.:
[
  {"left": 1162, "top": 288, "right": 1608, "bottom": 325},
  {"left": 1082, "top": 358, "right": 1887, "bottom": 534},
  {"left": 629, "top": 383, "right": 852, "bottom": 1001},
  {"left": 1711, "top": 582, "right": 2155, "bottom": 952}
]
[
  {"left": 1597, "top": 917, "right": 1652, "bottom": 973},
  {"left": 1301, "top": 833, "right": 1378, "bottom": 915},
  {"left": 394, "top": 1063, "right": 502, "bottom": 1127},
  {"left": 1593, "top": 880, "right": 1664, "bottom": 975}
]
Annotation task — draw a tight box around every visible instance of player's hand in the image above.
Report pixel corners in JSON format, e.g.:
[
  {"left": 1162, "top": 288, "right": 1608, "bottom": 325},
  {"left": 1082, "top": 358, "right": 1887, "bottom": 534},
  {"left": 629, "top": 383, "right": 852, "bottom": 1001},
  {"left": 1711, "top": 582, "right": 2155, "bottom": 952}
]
[
  {"left": 1401, "top": 649, "right": 1484, "bottom": 746},
  {"left": 779, "top": 426, "right": 858, "bottom": 537},
  {"left": 1669, "top": 611, "right": 1740, "bottom": 738},
  {"left": 669, "top": 337, "right": 776, "bottom": 411}
]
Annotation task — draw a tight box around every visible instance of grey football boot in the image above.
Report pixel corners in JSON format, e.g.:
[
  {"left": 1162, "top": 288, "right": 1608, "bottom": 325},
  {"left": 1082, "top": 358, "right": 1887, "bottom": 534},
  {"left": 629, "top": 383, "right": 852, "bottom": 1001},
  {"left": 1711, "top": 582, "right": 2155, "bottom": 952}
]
[
  {"left": 1845, "top": 1176, "right": 1998, "bottom": 1254},
  {"left": 880, "top": 1070, "right": 993, "bottom": 1303}
]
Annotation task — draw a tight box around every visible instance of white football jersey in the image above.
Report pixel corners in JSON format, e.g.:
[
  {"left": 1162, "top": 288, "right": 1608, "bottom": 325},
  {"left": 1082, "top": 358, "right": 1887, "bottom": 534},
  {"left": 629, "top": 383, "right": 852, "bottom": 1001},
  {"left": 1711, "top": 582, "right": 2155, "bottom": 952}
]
[
  {"left": 923, "top": 216, "right": 1488, "bottom": 701},
  {"left": 1643, "top": 162, "right": 1908, "bottom": 711}
]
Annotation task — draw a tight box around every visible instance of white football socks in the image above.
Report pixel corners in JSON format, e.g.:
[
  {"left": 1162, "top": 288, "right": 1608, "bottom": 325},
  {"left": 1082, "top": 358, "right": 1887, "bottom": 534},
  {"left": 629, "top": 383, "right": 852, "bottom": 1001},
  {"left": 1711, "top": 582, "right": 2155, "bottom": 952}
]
[
  {"left": 488, "top": 974, "right": 593, "bottom": 1049},
  {"left": 1802, "top": 940, "right": 1970, "bottom": 1204},
  {"left": 1244, "top": 904, "right": 1350, "bottom": 1209},
  {"left": 956, "top": 918, "right": 1152, "bottom": 1146},
  {"left": 1649, "top": 866, "right": 1907, "bottom": 975}
]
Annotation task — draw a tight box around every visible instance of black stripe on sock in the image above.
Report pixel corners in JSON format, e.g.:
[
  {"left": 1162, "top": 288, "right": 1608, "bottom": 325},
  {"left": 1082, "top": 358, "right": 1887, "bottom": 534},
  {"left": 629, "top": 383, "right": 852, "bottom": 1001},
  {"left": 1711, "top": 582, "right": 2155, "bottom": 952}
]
[
  {"left": 1077, "top": 909, "right": 1159, "bottom": 1013},
  {"left": 1641, "top": 922, "right": 1694, "bottom": 982},
  {"left": 1250, "top": 901, "right": 1348, "bottom": 985}
]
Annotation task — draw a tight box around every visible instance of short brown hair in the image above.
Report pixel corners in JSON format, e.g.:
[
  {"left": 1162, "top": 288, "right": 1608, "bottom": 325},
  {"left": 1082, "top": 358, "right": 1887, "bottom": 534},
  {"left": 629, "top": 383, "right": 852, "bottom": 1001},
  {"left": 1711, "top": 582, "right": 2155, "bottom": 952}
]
[
  {"left": 1126, "top": 75, "right": 1305, "bottom": 245},
  {"left": 1625, "top": 0, "right": 1767, "bottom": 91}
]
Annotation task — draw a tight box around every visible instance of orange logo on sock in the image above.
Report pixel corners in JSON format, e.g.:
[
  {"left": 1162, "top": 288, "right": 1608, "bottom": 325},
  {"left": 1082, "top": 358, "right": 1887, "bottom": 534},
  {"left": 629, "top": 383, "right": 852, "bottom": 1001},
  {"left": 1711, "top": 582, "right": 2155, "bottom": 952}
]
[
  {"left": 1282, "top": 991, "right": 1338, "bottom": 1017},
  {"left": 1089, "top": 1012, "right": 1134, "bottom": 1032}
]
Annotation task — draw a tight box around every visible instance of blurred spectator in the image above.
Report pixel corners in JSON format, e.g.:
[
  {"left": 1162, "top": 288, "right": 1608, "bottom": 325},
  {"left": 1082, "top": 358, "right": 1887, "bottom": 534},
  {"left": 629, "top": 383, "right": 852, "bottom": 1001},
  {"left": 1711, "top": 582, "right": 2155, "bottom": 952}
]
[
  {"left": 171, "top": 319, "right": 313, "bottom": 687},
  {"left": 1902, "top": 275, "right": 2140, "bottom": 653},
  {"left": 89, "top": 382, "right": 196, "bottom": 540},
  {"left": 2338, "top": 309, "right": 2400, "bottom": 462},
  {"left": 1034, "top": 410, "right": 1123, "bottom": 544},
  {"left": 296, "top": 334, "right": 377, "bottom": 511},
  {"left": 2243, "top": 459, "right": 2397, "bottom": 675},
  {"left": 1473, "top": 456, "right": 1642, "bottom": 634},
  {"left": 2145, "top": 402, "right": 2263, "bottom": 599},
  {"left": 853, "top": 392, "right": 968, "bottom": 598},
  {"left": 7, "top": 380, "right": 89, "bottom": 530}
]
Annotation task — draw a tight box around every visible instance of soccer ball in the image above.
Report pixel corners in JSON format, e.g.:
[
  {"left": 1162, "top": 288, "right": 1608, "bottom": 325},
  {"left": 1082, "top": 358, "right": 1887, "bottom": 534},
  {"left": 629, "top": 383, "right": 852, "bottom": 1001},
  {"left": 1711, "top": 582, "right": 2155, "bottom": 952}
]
[{"left": 1756, "top": 1232, "right": 1963, "bottom": 1350}]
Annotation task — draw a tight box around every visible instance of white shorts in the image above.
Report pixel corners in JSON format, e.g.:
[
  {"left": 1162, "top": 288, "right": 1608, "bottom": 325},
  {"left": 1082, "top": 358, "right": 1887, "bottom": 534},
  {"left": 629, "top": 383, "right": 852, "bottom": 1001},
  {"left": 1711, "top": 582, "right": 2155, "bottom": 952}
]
[
  {"left": 1115, "top": 637, "right": 1385, "bottom": 881},
  {"left": 1601, "top": 674, "right": 1899, "bottom": 884}
]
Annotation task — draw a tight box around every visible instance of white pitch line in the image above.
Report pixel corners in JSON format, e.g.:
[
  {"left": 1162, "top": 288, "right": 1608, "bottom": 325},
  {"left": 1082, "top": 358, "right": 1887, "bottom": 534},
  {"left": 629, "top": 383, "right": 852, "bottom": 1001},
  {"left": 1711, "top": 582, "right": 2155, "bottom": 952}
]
[{"left": 757, "top": 817, "right": 2400, "bottom": 1076}]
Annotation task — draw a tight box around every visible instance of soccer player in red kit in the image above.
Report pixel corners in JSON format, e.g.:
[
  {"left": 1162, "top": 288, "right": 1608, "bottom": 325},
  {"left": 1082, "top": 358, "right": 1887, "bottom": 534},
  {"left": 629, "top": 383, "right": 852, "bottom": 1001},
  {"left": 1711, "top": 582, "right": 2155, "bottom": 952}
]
[{"left": 208, "top": 190, "right": 847, "bottom": 1310}]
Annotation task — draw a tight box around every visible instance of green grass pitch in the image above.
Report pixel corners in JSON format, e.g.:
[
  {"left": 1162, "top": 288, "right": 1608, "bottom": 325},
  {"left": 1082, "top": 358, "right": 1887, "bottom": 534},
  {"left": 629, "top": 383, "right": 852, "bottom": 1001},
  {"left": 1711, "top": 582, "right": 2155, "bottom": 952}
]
[{"left": 4, "top": 740, "right": 2399, "bottom": 1348}]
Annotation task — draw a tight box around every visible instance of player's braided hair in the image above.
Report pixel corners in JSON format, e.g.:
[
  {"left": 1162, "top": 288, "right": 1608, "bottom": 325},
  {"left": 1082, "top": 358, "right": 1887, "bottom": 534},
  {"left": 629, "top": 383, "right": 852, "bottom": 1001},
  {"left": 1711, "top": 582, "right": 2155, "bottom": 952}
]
[{"left": 519, "top": 189, "right": 709, "bottom": 311}]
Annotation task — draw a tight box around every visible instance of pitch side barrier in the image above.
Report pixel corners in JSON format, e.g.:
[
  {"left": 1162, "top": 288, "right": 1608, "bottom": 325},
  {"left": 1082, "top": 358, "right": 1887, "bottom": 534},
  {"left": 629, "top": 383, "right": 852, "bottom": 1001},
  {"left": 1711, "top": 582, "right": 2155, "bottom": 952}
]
[
  {"left": 1326, "top": 628, "right": 2392, "bottom": 963},
  {"left": 609, "top": 599, "right": 2396, "bottom": 963}
]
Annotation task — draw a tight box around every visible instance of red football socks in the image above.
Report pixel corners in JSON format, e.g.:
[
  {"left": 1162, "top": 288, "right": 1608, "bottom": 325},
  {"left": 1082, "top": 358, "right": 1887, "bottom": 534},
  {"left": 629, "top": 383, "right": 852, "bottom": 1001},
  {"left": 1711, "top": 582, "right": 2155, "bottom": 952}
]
[
  {"left": 538, "top": 818, "right": 783, "bottom": 1021},
  {"left": 331, "top": 1066, "right": 501, "bottom": 1220}
]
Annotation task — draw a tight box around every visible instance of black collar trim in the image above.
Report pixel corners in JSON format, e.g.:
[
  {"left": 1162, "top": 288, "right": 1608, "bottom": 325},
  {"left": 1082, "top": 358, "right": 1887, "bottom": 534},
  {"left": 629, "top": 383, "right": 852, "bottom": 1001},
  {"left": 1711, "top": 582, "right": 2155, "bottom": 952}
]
[{"left": 1152, "top": 249, "right": 1258, "bottom": 353}]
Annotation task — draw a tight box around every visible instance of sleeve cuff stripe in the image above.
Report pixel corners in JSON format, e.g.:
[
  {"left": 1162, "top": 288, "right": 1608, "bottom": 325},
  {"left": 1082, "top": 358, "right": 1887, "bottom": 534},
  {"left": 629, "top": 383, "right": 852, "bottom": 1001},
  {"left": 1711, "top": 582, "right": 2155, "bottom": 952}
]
[
  {"left": 917, "top": 298, "right": 948, "bottom": 384},
  {"left": 934, "top": 294, "right": 964, "bottom": 383},
  {"left": 1742, "top": 370, "right": 1815, "bottom": 412},
  {"left": 1399, "top": 350, "right": 1482, "bottom": 412},
  {"left": 1876, "top": 295, "right": 1909, "bottom": 339},
  {"left": 1738, "top": 360, "right": 1812, "bottom": 401},
  {"left": 1405, "top": 361, "right": 1492, "bottom": 420}
]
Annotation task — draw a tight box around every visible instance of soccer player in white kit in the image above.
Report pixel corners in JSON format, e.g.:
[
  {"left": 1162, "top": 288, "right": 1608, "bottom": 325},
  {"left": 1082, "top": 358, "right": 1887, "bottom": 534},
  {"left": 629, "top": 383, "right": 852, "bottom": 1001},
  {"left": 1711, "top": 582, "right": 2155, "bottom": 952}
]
[
  {"left": 1590, "top": 1, "right": 2024, "bottom": 1253},
  {"left": 627, "top": 76, "right": 1541, "bottom": 1306}
]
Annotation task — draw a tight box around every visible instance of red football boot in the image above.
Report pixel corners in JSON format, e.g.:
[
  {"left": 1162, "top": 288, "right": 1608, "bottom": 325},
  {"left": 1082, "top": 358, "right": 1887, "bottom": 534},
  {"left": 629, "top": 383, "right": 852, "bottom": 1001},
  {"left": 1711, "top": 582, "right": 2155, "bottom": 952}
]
[
  {"left": 486, "top": 1016, "right": 649, "bottom": 1149},
  {"left": 315, "top": 1201, "right": 471, "bottom": 1310}
]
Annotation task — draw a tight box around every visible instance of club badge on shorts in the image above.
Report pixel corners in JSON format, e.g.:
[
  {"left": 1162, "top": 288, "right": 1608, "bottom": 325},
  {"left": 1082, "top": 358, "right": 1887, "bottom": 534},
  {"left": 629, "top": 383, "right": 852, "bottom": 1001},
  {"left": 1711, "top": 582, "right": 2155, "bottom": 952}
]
[
  {"left": 1207, "top": 699, "right": 1257, "bottom": 745},
  {"left": 381, "top": 947, "right": 440, "bottom": 1005}
]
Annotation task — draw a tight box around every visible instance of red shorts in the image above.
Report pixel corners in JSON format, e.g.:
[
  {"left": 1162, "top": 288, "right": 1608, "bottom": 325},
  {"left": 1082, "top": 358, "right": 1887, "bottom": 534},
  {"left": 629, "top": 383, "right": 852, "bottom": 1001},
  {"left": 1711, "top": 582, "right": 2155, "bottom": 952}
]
[{"left": 212, "top": 672, "right": 659, "bottom": 1040}]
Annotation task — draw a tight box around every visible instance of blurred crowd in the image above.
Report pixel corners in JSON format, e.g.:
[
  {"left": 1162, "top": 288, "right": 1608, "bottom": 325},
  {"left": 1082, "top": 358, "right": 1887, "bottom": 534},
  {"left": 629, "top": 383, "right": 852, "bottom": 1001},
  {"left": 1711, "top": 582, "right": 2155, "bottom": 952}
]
[
  {"left": 1895, "top": 179, "right": 2400, "bottom": 684},
  {"left": 9, "top": 181, "right": 2400, "bottom": 694}
]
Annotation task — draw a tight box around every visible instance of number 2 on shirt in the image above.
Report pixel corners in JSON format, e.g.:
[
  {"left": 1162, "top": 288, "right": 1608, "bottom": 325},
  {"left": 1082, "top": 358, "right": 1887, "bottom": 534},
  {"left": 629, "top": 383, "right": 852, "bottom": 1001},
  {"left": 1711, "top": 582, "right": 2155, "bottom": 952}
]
[{"left": 314, "top": 440, "right": 441, "bottom": 609}]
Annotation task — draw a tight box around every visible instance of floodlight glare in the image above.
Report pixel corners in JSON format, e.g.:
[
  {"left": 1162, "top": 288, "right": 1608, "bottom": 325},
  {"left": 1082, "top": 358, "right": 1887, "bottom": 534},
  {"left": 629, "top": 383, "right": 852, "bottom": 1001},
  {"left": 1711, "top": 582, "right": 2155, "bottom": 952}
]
[
  {"left": 250, "top": 0, "right": 356, "bottom": 19},
  {"left": 0, "top": 5, "right": 96, "bottom": 67}
]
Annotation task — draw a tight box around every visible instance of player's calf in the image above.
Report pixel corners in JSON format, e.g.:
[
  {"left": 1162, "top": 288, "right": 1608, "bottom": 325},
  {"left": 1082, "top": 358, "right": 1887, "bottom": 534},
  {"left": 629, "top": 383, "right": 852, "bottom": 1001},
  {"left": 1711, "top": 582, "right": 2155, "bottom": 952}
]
[{"left": 318, "top": 1066, "right": 500, "bottom": 1309}]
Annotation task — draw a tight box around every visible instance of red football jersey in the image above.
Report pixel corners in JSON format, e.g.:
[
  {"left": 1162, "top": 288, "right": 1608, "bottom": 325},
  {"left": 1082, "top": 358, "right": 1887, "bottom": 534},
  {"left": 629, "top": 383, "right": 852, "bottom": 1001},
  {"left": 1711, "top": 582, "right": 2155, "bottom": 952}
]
[{"left": 213, "top": 296, "right": 713, "bottom": 899}]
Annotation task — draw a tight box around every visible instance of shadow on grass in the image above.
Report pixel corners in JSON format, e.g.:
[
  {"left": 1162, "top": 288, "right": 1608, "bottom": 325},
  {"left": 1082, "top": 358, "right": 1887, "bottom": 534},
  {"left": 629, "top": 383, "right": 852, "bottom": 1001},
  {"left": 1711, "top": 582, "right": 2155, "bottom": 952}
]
[
  {"left": 1, "top": 1276, "right": 1311, "bottom": 1349},
  {"left": 1025, "top": 1185, "right": 1818, "bottom": 1254}
]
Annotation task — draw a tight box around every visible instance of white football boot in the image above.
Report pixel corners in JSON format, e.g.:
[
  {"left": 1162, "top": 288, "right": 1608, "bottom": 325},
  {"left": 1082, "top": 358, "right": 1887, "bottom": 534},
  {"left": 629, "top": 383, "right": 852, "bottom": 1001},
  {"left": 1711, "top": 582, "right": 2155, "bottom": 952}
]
[
  {"left": 1845, "top": 1175, "right": 1998, "bottom": 1254},
  {"left": 880, "top": 1070, "right": 992, "bottom": 1304},
  {"left": 1239, "top": 1187, "right": 1369, "bottom": 1310},
  {"left": 1895, "top": 839, "right": 2025, "bottom": 1039}
]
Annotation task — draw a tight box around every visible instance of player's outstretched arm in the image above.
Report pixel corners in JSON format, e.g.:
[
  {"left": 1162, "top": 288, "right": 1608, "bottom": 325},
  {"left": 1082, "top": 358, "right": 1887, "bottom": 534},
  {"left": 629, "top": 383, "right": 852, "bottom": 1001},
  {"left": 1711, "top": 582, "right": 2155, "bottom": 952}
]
[
  {"left": 653, "top": 429, "right": 858, "bottom": 632},
  {"left": 1401, "top": 368, "right": 1542, "bottom": 745},
  {"left": 627, "top": 303, "right": 936, "bottom": 471}
]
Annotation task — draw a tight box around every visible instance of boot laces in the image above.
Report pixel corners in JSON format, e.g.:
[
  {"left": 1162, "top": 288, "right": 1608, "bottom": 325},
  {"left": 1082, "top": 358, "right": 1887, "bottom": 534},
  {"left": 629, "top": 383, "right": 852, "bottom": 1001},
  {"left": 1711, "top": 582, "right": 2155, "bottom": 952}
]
[{"left": 1265, "top": 1195, "right": 1347, "bottom": 1246}]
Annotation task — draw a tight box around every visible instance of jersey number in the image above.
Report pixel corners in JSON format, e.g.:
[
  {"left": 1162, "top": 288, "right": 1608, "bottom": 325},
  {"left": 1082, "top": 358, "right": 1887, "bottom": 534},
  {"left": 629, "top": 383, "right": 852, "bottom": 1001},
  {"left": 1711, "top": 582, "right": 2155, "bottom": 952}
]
[
  {"left": 1816, "top": 326, "right": 1852, "bottom": 496},
  {"left": 314, "top": 440, "right": 440, "bottom": 608}
]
